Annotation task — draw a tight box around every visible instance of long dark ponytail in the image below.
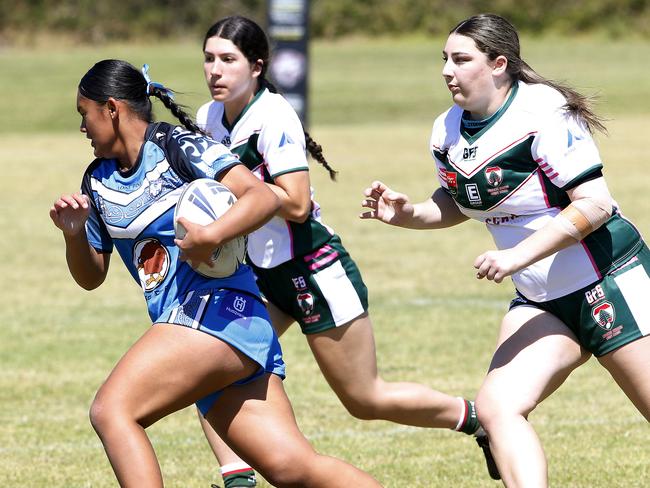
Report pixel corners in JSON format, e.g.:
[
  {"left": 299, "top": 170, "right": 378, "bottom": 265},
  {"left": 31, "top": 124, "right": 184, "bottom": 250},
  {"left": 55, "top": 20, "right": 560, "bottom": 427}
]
[
  {"left": 451, "top": 14, "right": 606, "bottom": 134},
  {"left": 204, "top": 16, "right": 338, "bottom": 180},
  {"left": 78, "top": 59, "right": 205, "bottom": 135}
]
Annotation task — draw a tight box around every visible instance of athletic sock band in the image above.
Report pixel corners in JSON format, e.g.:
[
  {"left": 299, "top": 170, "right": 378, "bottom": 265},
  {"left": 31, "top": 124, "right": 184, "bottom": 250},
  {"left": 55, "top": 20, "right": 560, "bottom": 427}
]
[{"left": 454, "top": 397, "right": 480, "bottom": 435}]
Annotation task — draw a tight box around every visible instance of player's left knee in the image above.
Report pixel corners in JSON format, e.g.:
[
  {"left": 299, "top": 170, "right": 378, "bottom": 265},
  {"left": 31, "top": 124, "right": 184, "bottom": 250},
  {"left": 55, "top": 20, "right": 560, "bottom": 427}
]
[{"left": 339, "top": 391, "right": 382, "bottom": 420}]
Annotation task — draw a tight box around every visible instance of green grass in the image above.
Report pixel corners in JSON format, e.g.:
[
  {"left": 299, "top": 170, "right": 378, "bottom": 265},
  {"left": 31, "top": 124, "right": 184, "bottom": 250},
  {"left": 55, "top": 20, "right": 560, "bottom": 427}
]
[{"left": 1, "top": 36, "right": 649, "bottom": 487}]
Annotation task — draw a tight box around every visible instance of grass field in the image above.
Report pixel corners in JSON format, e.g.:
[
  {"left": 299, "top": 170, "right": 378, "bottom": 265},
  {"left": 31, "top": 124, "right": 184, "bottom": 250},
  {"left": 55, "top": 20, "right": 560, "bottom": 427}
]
[{"left": 1, "top": 35, "right": 649, "bottom": 487}]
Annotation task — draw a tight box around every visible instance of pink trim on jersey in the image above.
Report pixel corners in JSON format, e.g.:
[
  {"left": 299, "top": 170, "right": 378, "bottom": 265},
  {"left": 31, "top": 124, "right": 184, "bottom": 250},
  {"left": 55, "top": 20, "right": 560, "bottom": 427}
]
[
  {"left": 610, "top": 255, "right": 639, "bottom": 274},
  {"left": 231, "top": 129, "right": 261, "bottom": 148},
  {"left": 308, "top": 252, "right": 339, "bottom": 271},
  {"left": 286, "top": 220, "right": 295, "bottom": 260},
  {"left": 303, "top": 244, "right": 333, "bottom": 262},
  {"left": 252, "top": 163, "right": 265, "bottom": 179},
  {"left": 580, "top": 239, "right": 602, "bottom": 279},
  {"left": 449, "top": 131, "right": 538, "bottom": 177},
  {"left": 536, "top": 168, "right": 551, "bottom": 208},
  {"left": 537, "top": 160, "right": 559, "bottom": 180}
]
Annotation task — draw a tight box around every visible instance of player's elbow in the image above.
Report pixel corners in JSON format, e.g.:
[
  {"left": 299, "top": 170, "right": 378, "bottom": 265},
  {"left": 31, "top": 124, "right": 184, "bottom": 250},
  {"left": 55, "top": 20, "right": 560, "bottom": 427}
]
[
  {"left": 284, "top": 198, "right": 312, "bottom": 223},
  {"left": 291, "top": 204, "right": 312, "bottom": 223},
  {"left": 72, "top": 272, "right": 106, "bottom": 290}
]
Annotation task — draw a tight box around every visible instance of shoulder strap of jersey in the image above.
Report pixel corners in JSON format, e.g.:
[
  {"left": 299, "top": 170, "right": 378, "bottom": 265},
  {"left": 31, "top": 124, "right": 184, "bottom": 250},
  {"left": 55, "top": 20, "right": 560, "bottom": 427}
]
[{"left": 148, "top": 122, "right": 197, "bottom": 183}]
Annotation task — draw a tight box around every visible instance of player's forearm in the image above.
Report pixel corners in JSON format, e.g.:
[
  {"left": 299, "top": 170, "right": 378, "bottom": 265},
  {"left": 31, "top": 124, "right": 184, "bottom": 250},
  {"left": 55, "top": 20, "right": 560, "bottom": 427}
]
[
  {"left": 406, "top": 188, "right": 468, "bottom": 230},
  {"left": 512, "top": 185, "right": 612, "bottom": 270},
  {"left": 208, "top": 184, "right": 280, "bottom": 243},
  {"left": 63, "top": 231, "right": 108, "bottom": 290},
  {"left": 265, "top": 182, "right": 311, "bottom": 223}
]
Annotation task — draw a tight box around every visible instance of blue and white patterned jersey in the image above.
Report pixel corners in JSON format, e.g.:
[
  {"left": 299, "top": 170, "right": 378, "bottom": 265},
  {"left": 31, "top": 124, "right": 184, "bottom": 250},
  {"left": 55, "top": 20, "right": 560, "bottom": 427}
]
[{"left": 81, "top": 122, "right": 260, "bottom": 321}]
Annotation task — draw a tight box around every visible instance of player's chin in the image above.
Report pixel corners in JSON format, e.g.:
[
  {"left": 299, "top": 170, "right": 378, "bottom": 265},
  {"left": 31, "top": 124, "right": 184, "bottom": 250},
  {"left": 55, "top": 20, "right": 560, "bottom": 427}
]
[{"left": 210, "top": 89, "right": 228, "bottom": 101}]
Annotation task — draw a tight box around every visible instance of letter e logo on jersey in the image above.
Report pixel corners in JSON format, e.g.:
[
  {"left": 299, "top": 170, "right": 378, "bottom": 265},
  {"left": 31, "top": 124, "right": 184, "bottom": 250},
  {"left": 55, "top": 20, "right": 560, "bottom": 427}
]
[
  {"left": 592, "top": 301, "right": 615, "bottom": 330},
  {"left": 466, "top": 183, "right": 482, "bottom": 206},
  {"left": 134, "top": 238, "right": 170, "bottom": 291}
]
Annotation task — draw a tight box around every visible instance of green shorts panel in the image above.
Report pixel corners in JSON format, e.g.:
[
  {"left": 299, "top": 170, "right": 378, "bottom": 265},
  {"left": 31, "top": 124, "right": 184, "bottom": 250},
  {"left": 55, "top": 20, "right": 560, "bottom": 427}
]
[
  {"left": 510, "top": 243, "right": 650, "bottom": 357},
  {"left": 251, "top": 235, "right": 369, "bottom": 335}
]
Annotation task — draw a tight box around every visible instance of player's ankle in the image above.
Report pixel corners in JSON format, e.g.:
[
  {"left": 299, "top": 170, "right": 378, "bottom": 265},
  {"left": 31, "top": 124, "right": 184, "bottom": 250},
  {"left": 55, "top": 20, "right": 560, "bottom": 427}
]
[
  {"left": 453, "top": 398, "right": 480, "bottom": 435},
  {"left": 221, "top": 462, "right": 257, "bottom": 488}
]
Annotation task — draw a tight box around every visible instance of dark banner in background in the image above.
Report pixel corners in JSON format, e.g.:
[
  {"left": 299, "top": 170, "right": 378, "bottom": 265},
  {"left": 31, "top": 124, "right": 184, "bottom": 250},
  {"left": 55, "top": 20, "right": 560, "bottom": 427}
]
[{"left": 267, "top": 0, "right": 310, "bottom": 128}]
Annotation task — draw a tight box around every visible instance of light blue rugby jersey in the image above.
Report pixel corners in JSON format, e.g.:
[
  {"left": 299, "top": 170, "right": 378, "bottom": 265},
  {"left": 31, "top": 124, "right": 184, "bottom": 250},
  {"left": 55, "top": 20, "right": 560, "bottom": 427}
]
[{"left": 80, "top": 122, "right": 260, "bottom": 322}]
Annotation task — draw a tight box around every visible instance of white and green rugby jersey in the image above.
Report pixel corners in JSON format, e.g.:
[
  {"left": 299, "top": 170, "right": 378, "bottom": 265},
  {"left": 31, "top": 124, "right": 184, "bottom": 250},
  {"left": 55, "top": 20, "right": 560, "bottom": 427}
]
[
  {"left": 431, "top": 81, "right": 643, "bottom": 302},
  {"left": 197, "top": 88, "right": 334, "bottom": 268}
]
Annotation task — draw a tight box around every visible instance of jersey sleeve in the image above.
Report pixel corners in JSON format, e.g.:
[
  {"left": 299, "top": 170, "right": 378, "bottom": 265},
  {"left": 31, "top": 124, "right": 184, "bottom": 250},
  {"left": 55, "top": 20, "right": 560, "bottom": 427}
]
[
  {"left": 195, "top": 101, "right": 210, "bottom": 131},
  {"left": 429, "top": 109, "right": 456, "bottom": 195},
  {"left": 80, "top": 168, "right": 113, "bottom": 253},
  {"left": 532, "top": 107, "right": 603, "bottom": 190},
  {"left": 257, "top": 98, "right": 308, "bottom": 178},
  {"left": 167, "top": 127, "right": 241, "bottom": 181}
]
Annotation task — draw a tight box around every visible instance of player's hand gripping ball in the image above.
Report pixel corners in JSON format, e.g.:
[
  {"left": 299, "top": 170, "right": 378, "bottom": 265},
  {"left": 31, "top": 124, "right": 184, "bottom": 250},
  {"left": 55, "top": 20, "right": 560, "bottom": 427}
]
[{"left": 174, "top": 178, "right": 246, "bottom": 278}]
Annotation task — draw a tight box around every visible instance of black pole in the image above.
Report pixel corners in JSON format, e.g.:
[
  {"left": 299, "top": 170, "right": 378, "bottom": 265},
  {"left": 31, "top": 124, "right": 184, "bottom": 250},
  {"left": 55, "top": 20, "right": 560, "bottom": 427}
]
[{"left": 267, "top": 0, "right": 310, "bottom": 128}]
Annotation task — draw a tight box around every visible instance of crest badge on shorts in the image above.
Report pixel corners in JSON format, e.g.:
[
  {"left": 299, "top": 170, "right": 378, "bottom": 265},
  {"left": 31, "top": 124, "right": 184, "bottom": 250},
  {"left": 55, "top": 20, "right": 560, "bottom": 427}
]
[
  {"left": 297, "top": 292, "right": 314, "bottom": 316},
  {"left": 592, "top": 301, "right": 615, "bottom": 330}
]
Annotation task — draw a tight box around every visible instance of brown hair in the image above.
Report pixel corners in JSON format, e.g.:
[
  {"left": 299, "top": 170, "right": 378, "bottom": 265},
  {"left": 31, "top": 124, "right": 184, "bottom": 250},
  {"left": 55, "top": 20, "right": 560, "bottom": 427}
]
[{"left": 451, "top": 13, "right": 606, "bottom": 134}]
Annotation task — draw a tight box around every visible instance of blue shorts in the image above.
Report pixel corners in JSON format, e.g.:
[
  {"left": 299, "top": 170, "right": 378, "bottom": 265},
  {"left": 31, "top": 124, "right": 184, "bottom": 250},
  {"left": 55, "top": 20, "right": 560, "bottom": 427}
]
[{"left": 155, "top": 288, "right": 286, "bottom": 415}]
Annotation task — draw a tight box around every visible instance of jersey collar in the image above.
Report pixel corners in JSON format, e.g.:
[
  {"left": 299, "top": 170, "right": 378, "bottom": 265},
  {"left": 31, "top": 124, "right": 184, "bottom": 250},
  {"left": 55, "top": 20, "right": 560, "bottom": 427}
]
[{"left": 222, "top": 87, "right": 267, "bottom": 132}]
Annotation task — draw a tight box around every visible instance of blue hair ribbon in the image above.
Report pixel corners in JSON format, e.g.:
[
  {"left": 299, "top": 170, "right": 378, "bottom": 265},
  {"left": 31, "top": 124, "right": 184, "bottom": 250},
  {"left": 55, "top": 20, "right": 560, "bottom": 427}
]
[{"left": 141, "top": 64, "right": 174, "bottom": 99}]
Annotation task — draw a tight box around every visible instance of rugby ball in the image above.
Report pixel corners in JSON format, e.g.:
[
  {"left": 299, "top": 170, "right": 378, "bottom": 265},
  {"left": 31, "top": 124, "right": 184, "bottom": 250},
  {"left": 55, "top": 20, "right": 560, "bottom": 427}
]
[{"left": 174, "top": 178, "right": 246, "bottom": 278}]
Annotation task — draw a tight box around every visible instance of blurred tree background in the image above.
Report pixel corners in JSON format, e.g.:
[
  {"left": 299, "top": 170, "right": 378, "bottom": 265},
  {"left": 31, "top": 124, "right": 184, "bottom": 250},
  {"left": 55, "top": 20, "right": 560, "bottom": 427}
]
[{"left": 1, "top": 0, "right": 649, "bottom": 45}]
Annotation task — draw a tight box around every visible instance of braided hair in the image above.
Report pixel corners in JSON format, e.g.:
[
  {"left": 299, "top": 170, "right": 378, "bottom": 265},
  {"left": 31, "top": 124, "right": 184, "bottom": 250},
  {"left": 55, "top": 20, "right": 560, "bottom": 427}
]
[
  {"left": 78, "top": 59, "right": 205, "bottom": 135},
  {"left": 204, "top": 16, "right": 338, "bottom": 180}
]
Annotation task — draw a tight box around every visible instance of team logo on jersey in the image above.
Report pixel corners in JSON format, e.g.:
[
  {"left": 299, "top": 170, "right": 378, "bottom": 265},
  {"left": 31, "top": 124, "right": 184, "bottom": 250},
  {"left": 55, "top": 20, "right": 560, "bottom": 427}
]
[
  {"left": 148, "top": 178, "right": 164, "bottom": 198},
  {"left": 485, "top": 166, "right": 503, "bottom": 187},
  {"left": 279, "top": 132, "right": 294, "bottom": 147},
  {"left": 591, "top": 301, "right": 615, "bottom": 330},
  {"left": 567, "top": 128, "right": 584, "bottom": 148},
  {"left": 465, "top": 183, "right": 482, "bottom": 206},
  {"left": 134, "top": 238, "right": 170, "bottom": 291},
  {"left": 463, "top": 147, "right": 478, "bottom": 161},
  {"left": 439, "top": 169, "right": 458, "bottom": 195},
  {"left": 297, "top": 292, "right": 314, "bottom": 316},
  {"left": 484, "top": 166, "right": 511, "bottom": 196}
]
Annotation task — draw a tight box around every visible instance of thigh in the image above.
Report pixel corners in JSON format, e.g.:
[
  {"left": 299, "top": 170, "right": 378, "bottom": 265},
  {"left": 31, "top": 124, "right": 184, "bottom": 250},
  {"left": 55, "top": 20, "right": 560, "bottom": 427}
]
[
  {"left": 598, "top": 335, "right": 650, "bottom": 420},
  {"left": 206, "top": 374, "right": 315, "bottom": 469},
  {"left": 266, "top": 299, "right": 296, "bottom": 337},
  {"left": 96, "top": 324, "right": 258, "bottom": 427},
  {"left": 479, "top": 306, "right": 591, "bottom": 415},
  {"left": 306, "top": 314, "right": 378, "bottom": 396}
]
